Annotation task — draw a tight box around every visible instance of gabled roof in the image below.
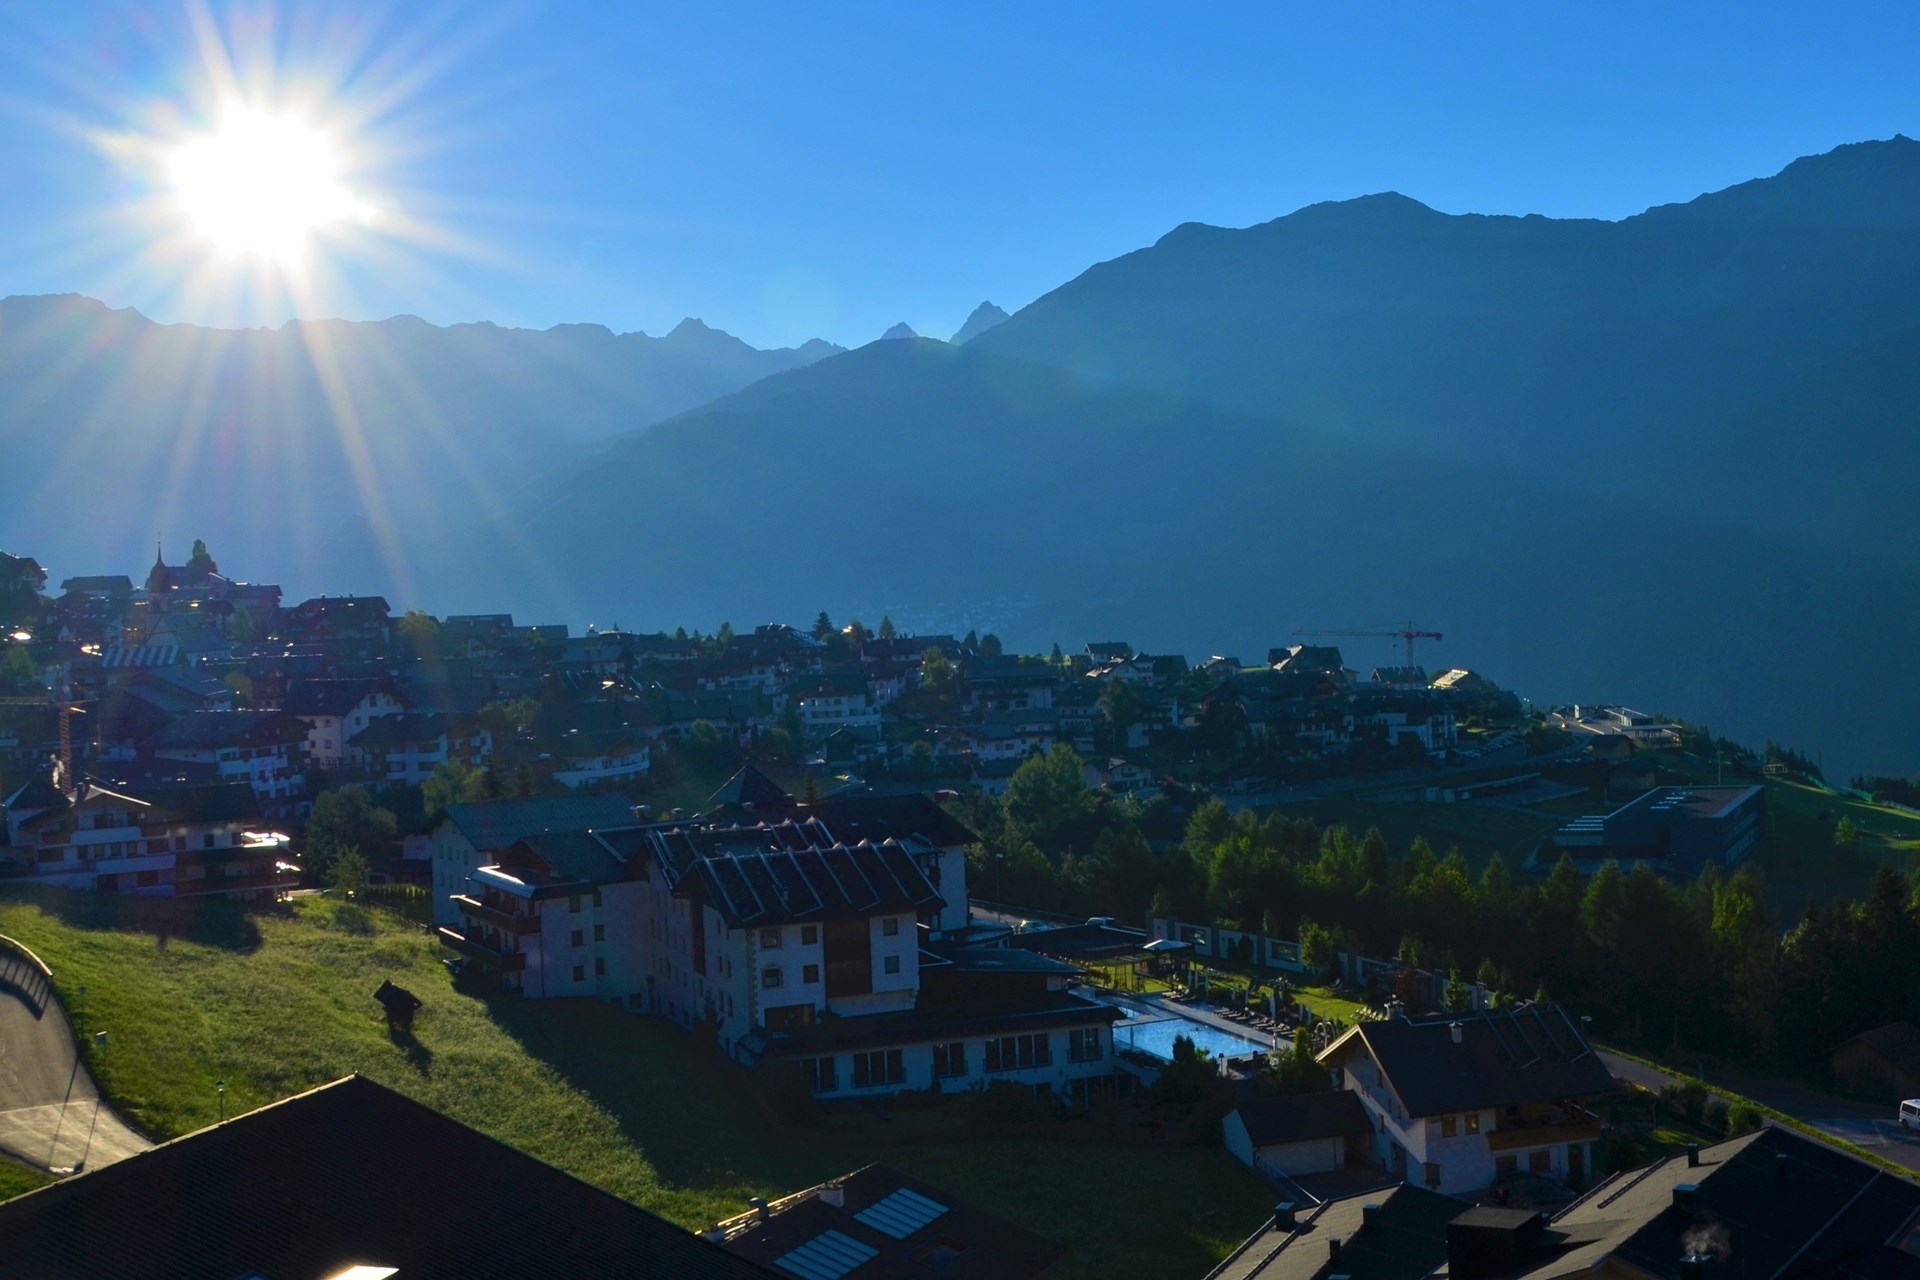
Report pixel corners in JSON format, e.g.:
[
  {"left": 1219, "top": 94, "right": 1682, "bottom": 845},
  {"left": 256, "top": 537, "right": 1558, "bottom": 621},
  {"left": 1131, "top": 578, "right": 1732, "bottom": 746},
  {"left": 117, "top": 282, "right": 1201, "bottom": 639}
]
[
  {"left": 1835, "top": 1020, "right": 1920, "bottom": 1073},
  {"left": 487, "top": 831, "right": 631, "bottom": 892},
  {"left": 439, "top": 793, "right": 637, "bottom": 851},
  {"left": 1319, "top": 1004, "right": 1615, "bottom": 1118},
  {"left": 0, "top": 1074, "right": 775, "bottom": 1280},
  {"left": 757, "top": 791, "right": 978, "bottom": 849},
  {"left": 643, "top": 819, "right": 944, "bottom": 928},
  {"left": 282, "top": 677, "right": 407, "bottom": 717},
  {"left": 1231, "top": 1091, "right": 1373, "bottom": 1148},
  {"left": 707, "top": 764, "right": 793, "bottom": 808},
  {"left": 1206, "top": 1183, "right": 1467, "bottom": 1280}
]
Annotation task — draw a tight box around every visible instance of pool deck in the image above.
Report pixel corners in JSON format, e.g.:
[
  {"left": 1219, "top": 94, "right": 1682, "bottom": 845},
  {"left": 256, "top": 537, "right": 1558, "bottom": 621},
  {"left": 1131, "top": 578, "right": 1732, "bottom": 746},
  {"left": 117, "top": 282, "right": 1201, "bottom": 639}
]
[{"left": 1108, "top": 990, "right": 1287, "bottom": 1051}]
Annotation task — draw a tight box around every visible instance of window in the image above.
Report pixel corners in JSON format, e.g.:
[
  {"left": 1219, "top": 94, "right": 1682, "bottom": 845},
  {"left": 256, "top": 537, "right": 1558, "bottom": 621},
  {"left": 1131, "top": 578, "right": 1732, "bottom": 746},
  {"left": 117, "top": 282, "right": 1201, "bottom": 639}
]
[
  {"left": 760, "top": 927, "right": 782, "bottom": 949},
  {"left": 761, "top": 967, "right": 783, "bottom": 989},
  {"left": 203, "top": 834, "right": 216, "bottom": 849},
  {"left": 933, "top": 1042, "right": 967, "bottom": 1078},
  {"left": 1067, "top": 1027, "right": 1102, "bottom": 1063},
  {"left": 801, "top": 1057, "right": 837, "bottom": 1093},
  {"left": 852, "top": 1049, "right": 905, "bottom": 1088},
  {"left": 572, "top": 965, "right": 585, "bottom": 982},
  {"left": 1425, "top": 1162, "right": 1442, "bottom": 1188},
  {"left": 595, "top": 958, "right": 606, "bottom": 977},
  {"left": 803, "top": 964, "right": 820, "bottom": 984},
  {"left": 882, "top": 917, "right": 899, "bottom": 937},
  {"left": 884, "top": 955, "right": 901, "bottom": 975},
  {"left": 570, "top": 929, "right": 585, "bottom": 947},
  {"left": 592, "top": 888, "right": 603, "bottom": 908},
  {"left": 1465, "top": 1112, "right": 1481, "bottom": 1135},
  {"left": 593, "top": 924, "right": 606, "bottom": 943},
  {"left": 985, "top": 1034, "right": 1051, "bottom": 1072},
  {"left": 569, "top": 894, "right": 582, "bottom": 913},
  {"left": 1440, "top": 1115, "right": 1456, "bottom": 1138},
  {"left": 801, "top": 925, "right": 818, "bottom": 945}
]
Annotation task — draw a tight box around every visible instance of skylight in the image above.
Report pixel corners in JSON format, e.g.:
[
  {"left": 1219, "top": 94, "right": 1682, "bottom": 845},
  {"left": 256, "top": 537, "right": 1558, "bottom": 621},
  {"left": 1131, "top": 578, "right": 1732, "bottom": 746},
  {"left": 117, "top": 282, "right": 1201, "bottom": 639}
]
[
  {"left": 774, "top": 1229, "right": 879, "bottom": 1280},
  {"left": 853, "top": 1187, "right": 949, "bottom": 1239}
]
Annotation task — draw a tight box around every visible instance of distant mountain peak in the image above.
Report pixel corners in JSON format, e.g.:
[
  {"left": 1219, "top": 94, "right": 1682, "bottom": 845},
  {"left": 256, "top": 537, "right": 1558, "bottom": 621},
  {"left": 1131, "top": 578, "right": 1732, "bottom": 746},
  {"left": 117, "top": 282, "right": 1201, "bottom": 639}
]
[
  {"left": 880, "top": 322, "right": 919, "bottom": 341},
  {"left": 1635, "top": 134, "right": 1920, "bottom": 230},
  {"left": 951, "top": 302, "right": 1010, "bottom": 344}
]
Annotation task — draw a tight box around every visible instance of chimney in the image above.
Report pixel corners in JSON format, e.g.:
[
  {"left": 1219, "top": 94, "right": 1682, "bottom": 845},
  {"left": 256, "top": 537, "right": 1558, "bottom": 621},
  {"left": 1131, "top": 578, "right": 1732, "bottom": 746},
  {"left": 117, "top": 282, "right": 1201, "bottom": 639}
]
[
  {"left": 749, "top": 1196, "right": 769, "bottom": 1223},
  {"left": 1386, "top": 999, "right": 1406, "bottom": 1021},
  {"left": 1361, "top": 1203, "right": 1382, "bottom": 1228},
  {"left": 819, "top": 1184, "right": 845, "bottom": 1208},
  {"left": 1776, "top": 1153, "right": 1789, "bottom": 1187},
  {"left": 1329, "top": 1236, "right": 1343, "bottom": 1266},
  {"left": 1686, "top": 1142, "right": 1700, "bottom": 1168},
  {"left": 702, "top": 1226, "right": 727, "bottom": 1244},
  {"left": 1450, "top": 1022, "right": 1463, "bottom": 1045},
  {"left": 1272, "top": 1203, "right": 1297, "bottom": 1229},
  {"left": 1672, "top": 1183, "right": 1698, "bottom": 1210},
  {"left": 1680, "top": 1254, "right": 1711, "bottom": 1278}
]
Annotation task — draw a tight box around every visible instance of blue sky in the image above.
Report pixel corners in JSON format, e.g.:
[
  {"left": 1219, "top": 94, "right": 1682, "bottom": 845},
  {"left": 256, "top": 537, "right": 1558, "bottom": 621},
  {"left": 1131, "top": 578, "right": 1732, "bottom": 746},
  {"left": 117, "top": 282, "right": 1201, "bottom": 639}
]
[{"left": 1, "top": 1, "right": 1915, "bottom": 348}]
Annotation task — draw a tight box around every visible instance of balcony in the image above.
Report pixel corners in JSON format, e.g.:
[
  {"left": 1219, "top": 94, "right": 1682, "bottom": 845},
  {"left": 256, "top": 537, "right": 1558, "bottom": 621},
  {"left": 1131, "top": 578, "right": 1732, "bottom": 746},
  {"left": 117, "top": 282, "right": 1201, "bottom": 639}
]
[
  {"left": 451, "top": 894, "right": 540, "bottom": 934},
  {"left": 1486, "top": 1120, "right": 1604, "bottom": 1152},
  {"left": 437, "top": 927, "right": 527, "bottom": 972}
]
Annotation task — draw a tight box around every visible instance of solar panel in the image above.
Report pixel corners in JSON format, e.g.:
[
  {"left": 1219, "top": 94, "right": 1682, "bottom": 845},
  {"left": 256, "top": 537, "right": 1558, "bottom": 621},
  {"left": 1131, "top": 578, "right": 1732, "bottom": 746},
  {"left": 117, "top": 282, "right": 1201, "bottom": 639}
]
[
  {"left": 854, "top": 1187, "right": 950, "bottom": 1239},
  {"left": 774, "top": 1229, "right": 880, "bottom": 1280}
]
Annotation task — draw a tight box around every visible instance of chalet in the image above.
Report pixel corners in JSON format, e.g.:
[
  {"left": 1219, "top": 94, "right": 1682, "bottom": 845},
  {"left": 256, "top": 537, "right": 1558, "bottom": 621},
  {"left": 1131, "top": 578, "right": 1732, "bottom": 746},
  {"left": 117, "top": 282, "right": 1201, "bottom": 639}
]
[
  {"left": 0, "top": 551, "right": 45, "bottom": 609},
  {"left": 1083, "top": 641, "right": 1133, "bottom": 663},
  {"left": 424, "top": 792, "right": 638, "bottom": 925},
  {"left": 283, "top": 677, "right": 410, "bottom": 770},
  {"left": 796, "top": 677, "right": 880, "bottom": 735},
  {"left": 280, "top": 594, "right": 392, "bottom": 650},
  {"left": 964, "top": 656, "right": 1058, "bottom": 711},
  {"left": 148, "top": 710, "right": 310, "bottom": 801},
  {"left": 1084, "top": 756, "right": 1153, "bottom": 793},
  {"left": 1317, "top": 1003, "right": 1616, "bottom": 1195},
  {"left": 712, "top": 1163, "right": 1065, "bottom": 1280},
  {"left": 347, "top": 711, "right": 491, "bottom": 786},
  {"left": 543, "top": 727, "right": 650, "bottom": 789},
  {"left": 1, "top": 772, "right": 290, "bottom": 899},
  {"left": 0, "top": 1074, "right": 776, "bottom": 1280}
]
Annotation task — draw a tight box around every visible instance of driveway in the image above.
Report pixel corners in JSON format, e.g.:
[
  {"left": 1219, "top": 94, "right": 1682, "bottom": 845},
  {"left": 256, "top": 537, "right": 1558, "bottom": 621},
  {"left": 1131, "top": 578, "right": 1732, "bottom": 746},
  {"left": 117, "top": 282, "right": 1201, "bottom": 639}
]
[
  {"left": 0, "top": 952, "right": 151, "bottom": 1175},
  {"left": 1597, "top": 1049, "right": 1920, "bottom": 1175}
]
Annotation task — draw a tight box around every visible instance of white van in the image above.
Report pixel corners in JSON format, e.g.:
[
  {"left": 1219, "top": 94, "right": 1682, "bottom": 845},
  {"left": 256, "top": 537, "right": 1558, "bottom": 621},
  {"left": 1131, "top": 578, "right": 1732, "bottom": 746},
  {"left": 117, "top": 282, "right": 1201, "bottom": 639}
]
[{"left": 1899, "top": 1100, "right": 1920, "bottom": 1129}]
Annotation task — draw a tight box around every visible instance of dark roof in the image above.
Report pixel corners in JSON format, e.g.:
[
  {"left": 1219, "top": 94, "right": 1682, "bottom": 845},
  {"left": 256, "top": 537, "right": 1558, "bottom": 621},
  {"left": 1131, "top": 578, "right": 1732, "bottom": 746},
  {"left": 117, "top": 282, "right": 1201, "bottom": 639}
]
[
  {"left": 1836, "top": 1021, "right": 1920, "bottom": 1073},
  {"left": 439, "top": 793, "right": 637, "bottom": 851},
  {"left": 150, "top": 710, "right": 307, "bottom": 750},
  {"left": 58, "top": 574, "right": 133, "bottom": 595},
  {"left": 755, "top": 991, "right": 1119, "bottom": 1058},
  {"left": 923, "top": 946, "right": 1080, "bottom": 976},
  {"left": 1206, "top": 1183, "right": 1466, "bottom": 1280},
  {"left": 493, "top": 832, "right": 629, "bottom": 891},
  {"left": 774, "top": 791, "right": 978, "bottom": 849},
  {"left": 1323, "top": 1004, "right": 1616, "bottom": 1118},
  {"left": 1006, "top": 922, "right": 1152, "bottom": 958},
  {"left": 707, "top": 764, "right": 793, "bottom": 808},
  {"left": 282, "top": 677, "right": 406, "bottom": 717},
  {"left": 719, "top": 1163, "right": 1064, "bottom": 1280},
  {"left": 1233, "top": 1090, "right": 1372, "bottom": 1147},
  {"left": 347, "top": 711, "right": 460, "bottom": 746},
  {"left": 646, "top": 820, "right": 945, "bottom": 928},
  {"left": 0, "top": 1074, "right": 774, "bottom": 1280}
]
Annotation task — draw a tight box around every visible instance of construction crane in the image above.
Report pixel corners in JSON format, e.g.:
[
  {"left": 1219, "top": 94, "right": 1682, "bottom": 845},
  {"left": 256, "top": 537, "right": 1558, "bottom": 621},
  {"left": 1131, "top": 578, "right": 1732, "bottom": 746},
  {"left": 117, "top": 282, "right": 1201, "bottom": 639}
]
[
  {"left": 1294, "top": 622, "right": 1443, "bottom": 676},
  {"left": 0, "top": 693, "right": 88, "bottom": 791}
]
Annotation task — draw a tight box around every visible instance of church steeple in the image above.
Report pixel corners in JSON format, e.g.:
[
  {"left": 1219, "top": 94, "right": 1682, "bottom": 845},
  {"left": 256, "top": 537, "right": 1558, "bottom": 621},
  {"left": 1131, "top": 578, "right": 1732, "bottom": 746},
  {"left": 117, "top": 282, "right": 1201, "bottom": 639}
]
[{"left": 147, "top": 538, "right": 170, "bottom": 596}]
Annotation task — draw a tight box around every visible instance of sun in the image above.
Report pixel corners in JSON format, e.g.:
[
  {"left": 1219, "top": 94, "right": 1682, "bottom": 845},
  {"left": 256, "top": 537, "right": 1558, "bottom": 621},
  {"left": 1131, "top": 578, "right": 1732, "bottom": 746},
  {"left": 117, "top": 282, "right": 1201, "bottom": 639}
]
[{"left": 168, "top": 109, "right": 368, "bottom": 263}]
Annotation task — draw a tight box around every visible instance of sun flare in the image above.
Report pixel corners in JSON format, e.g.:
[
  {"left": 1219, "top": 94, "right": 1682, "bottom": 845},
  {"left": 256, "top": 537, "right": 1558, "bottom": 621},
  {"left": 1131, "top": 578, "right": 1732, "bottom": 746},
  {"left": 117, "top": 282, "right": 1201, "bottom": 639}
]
[{"left": 168, "top": 109, "right": 368, "bottom": 263}]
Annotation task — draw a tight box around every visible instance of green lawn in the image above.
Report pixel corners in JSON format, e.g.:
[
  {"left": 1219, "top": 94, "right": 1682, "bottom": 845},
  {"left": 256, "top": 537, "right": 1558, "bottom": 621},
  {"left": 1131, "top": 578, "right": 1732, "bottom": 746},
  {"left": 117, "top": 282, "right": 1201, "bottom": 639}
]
[
  {"left": 0, "top": 1159, "right": 49, "bottom": 1201},
  {"left": 0, "top": 888, "right": 1270, "bottom": 1278}
]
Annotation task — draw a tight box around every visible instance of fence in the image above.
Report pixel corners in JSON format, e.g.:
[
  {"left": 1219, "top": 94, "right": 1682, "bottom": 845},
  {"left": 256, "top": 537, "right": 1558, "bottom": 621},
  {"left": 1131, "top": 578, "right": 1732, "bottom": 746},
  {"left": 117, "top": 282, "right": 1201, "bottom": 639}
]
[
  {"left": 360, "top": 883, "right": 433, "bottom": 926},
  {"left": 1147, "top": 914, "right": 1493, "bottom": 1013},
  {"left": 0, "top": 931, "right": 55, "bottom": 1016}
]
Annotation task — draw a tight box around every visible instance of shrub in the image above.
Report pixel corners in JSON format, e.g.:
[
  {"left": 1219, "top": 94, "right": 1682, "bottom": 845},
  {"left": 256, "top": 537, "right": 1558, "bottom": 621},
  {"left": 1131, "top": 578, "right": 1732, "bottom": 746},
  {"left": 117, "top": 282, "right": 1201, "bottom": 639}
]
[{"left": 1724, "top": 1102, "right": 1763, "bottom": 1136}]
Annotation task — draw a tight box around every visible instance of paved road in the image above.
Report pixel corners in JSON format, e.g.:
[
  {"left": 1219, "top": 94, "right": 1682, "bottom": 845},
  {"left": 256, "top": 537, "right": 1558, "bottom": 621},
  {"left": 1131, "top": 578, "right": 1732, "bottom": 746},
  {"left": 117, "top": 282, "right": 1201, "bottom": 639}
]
[
  {"left": 1598, "top": 1049, "right": 1920, "bottom": 1174},
  {"left": 0, "top": 960, "right": 151, "bottom": 1175}
]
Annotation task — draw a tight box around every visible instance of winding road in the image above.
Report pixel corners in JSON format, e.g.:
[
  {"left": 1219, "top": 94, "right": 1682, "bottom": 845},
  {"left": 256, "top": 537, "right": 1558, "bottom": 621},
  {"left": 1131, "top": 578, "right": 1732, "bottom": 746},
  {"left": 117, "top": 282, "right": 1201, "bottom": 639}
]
[{"left": 0, "top": 943, "right": 150, "bottom": 1175}]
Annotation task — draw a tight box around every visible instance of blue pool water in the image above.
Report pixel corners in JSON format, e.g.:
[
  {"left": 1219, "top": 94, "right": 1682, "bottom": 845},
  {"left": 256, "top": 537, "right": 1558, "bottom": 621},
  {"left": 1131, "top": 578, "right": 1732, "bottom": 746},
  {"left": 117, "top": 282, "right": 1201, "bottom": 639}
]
[{"left": 1112, "top": 1015, "right": 1274, "bottom": 1063}]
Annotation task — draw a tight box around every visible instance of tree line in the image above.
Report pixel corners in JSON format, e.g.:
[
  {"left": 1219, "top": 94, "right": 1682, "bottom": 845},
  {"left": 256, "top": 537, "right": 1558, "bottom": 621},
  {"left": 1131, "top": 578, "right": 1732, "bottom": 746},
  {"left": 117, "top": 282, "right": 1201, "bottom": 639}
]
[{"left": 961, "top": 744, "right": 1916, "bottom": 1076}]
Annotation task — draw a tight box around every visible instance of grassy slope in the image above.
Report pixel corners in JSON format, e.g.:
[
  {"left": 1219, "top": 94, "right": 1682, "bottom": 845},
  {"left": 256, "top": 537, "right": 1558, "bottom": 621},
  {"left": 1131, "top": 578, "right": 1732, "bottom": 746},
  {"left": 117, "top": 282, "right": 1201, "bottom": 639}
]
[
  {"left": 0, "top": 890, "right": 1268, "bottom": 1279},
  {"left": 0, "top": 1160, "right": 49, "bottom": 1201}
]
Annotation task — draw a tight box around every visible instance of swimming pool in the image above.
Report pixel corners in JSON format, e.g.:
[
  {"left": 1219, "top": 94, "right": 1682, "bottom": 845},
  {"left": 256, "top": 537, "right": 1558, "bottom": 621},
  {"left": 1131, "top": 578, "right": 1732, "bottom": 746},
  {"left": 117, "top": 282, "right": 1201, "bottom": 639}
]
[{"left": 1111, "top": 1014, "right": 1276, "bottom": 1063}]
